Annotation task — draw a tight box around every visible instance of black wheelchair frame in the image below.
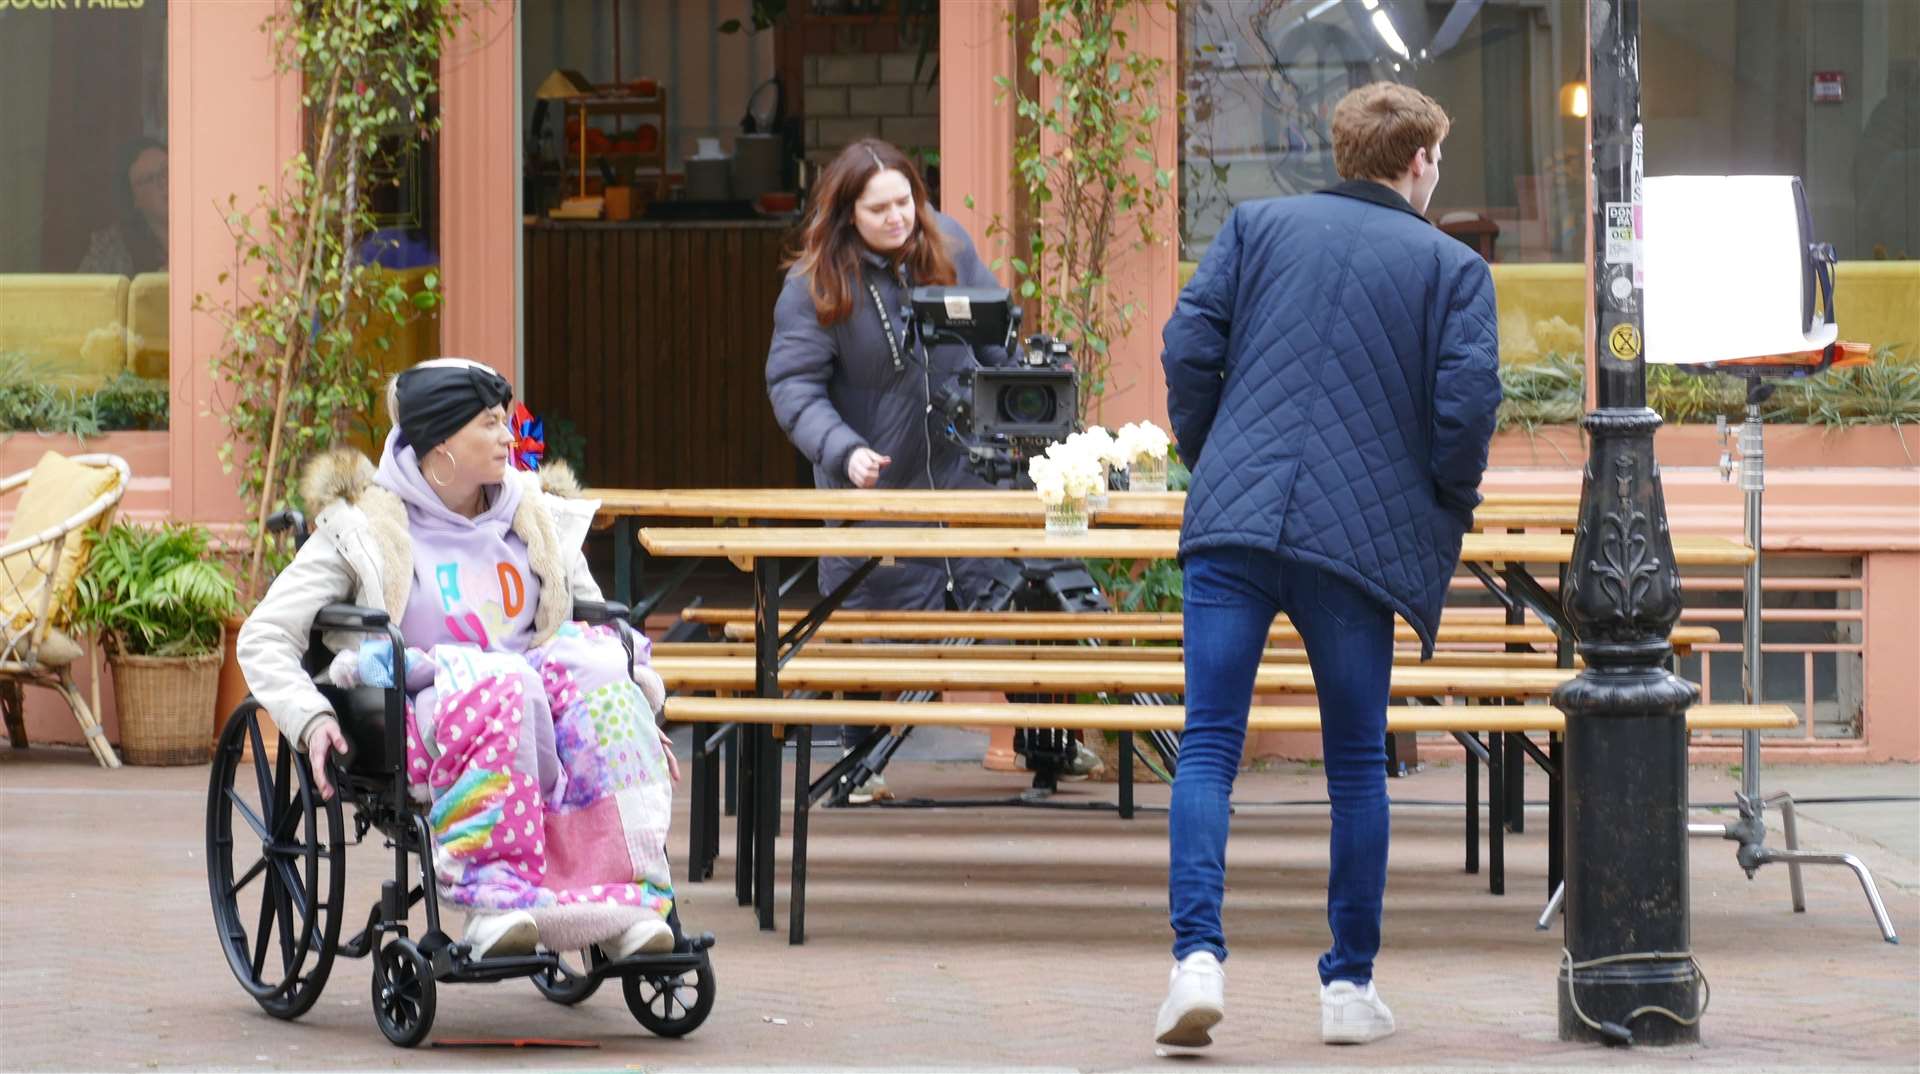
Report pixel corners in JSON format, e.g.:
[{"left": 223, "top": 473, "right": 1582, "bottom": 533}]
[{"left": 205, "top": 510, "right": 715, "bottom": 1047}]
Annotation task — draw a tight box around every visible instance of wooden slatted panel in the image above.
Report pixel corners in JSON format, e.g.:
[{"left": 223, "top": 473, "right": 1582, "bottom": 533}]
[{"left": 522, "top": 222, "right": 797, "bottom": 489}]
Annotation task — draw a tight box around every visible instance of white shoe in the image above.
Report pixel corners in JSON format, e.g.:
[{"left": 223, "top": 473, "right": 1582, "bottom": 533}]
[
  {"left": 1153, "top": 951, "right": 1225, "bottom": 1048},
  {"left": 607, "top": 916, "right": 675, "bottom": 960},
  {"left": 464, "top": 910, "right": 539, "bottom": 960},
  {"left": 846, "top": 772, "right": 892, "bottom": 805},
  {"left": 1321, "top": 980, "right": 1396, "bottom": 1044}
]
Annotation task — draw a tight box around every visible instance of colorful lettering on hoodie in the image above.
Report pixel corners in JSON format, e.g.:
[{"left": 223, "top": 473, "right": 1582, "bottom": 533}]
[{"left": 374, "top": 430, "right": 544, "bottom": 653}]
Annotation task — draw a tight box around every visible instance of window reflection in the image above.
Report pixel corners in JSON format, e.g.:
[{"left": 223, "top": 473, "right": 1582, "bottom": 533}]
[
  {"left": 1179, "top": 0, "right": 1919, "bottom": 265},
  {"left": 0, "top": 0, "right": 170, "bottom": 429}
]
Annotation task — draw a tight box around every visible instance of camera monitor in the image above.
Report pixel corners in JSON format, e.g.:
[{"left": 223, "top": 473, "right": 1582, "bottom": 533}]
[{"left": 909, "top": 286, "right": 1017, "bottom": 351}]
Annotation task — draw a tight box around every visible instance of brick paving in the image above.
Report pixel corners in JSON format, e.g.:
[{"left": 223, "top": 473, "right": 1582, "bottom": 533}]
[{"left": 2, "top": 742, "right": 1915, "bottom": 1073}]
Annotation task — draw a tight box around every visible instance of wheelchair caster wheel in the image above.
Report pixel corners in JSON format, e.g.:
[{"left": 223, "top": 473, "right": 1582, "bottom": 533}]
[
  {"left": 372, "top": 939, "right": 436, "bottom": 1047},
  {"left": 532, "top": 950, "right": 603, "bottom": 1005},
  {"left": 622, "top": 953, "right": 715, "bottom": 1037}
]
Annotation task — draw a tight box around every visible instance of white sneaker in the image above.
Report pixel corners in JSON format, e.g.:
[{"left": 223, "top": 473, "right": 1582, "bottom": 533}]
[
  {"left": 846, "top": 772, "right": 892, "bottom": 805},
  {"left": 464, "top": 910, "right": 539, "bottom": 959},
  {"left": 1153, "top": 951, "right": 1225, "bottom": 1048},
  {"left": 607, "top": 916, "right": 675, "bottom": 960},
  {"left": 1321, "top": 980, "right": 1396, "bottom": 1044}
]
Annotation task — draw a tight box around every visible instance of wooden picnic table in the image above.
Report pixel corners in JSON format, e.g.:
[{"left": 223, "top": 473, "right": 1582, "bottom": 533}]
[
  {"left": 632, "top": 518, "right": 1750, "bottom": 933},
  {"left": 593, "top": 488, "right": 1582, "bottom": 605}
]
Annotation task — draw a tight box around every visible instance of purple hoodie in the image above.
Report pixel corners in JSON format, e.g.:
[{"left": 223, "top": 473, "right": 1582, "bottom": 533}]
[{"left": 375, "top": 430, "right": 543, "bottom": 653}]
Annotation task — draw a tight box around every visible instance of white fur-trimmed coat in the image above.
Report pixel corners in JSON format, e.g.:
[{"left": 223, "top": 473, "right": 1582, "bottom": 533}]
[{"left": 235, "top": 449, "right": 605, "bottom": 751}]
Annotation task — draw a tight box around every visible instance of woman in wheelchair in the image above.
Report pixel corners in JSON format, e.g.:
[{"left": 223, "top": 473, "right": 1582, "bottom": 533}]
[{"left": 237, "top": 358, "right": 680, "bottom": 966}]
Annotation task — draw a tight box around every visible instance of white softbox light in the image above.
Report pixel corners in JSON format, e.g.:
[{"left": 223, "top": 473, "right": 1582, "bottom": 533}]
[{"left": 1642, "top": 175, "right": 1838, "bottom": 366}]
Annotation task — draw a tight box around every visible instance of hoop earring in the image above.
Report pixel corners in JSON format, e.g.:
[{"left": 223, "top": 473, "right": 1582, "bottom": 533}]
[{"left": 427, "top": 447, "right": 455, "bottom": 488}]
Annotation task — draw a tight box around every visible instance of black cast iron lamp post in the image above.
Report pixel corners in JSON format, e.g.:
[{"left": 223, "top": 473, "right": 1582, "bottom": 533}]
[{"left": 1552, "top": 0, "right": 1704, "bottom": 1046}]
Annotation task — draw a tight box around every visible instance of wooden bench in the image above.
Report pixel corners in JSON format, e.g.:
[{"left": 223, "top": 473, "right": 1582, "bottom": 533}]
[
  {"left": 664, "top": 693, "right": 1797, "bottom": 944},
  {"left": 677, "top": 607, "right": 1721, "bottom": 653},
  {"left": 652, "top": 654, "right": 1576, "bottom": 698},
  {"left": 656, "top": 640, "right": 1573, "bottom": 668}
]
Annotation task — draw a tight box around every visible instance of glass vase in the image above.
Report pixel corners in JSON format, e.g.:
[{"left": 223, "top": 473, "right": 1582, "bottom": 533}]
[
  {"left": 1045, "top": 496, "right": 1089, "bottom": 537},
  {"left": 1129, "top": 452, "right": 1169, "bottom": 493},
  {"left": 1088, "top": 463, "right": 1111, "bottom": 510}
]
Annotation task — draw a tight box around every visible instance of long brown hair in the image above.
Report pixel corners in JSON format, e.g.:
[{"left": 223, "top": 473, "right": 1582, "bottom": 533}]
[{"left": 786, "top": 138, "right": 957, "bottom": 326}]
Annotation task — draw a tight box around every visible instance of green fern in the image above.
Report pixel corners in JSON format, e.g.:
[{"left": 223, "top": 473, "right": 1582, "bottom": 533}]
[{"left": 70, "top": 523, "right": 239, "bottom": 657}]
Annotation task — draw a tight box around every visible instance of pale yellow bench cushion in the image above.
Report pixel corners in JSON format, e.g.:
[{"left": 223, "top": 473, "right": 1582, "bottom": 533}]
[
  {"left": 0, "top": 274, "right": 130, "bottom": 390},
  {"left": 126, "top": 271, "right": 170, "bottom": 381},
  {"left": 0, "top": 451, "right": 123, "bottom": 640}
]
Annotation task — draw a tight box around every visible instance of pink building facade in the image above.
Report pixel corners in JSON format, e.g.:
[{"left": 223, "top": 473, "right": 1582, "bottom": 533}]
[{"left": 6, "top": 2, "right": 1914, "bottom": 761}]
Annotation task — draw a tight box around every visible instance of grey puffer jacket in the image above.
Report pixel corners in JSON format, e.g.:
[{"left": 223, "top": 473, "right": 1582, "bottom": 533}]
[{"left": 765, "top": 210, "right": 1009, "bottom": 605}]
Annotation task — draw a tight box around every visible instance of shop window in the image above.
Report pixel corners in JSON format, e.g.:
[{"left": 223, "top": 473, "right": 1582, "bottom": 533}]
[
  {"left": 1178, "top": 0, "right": 1919, "bottom": 266},
  {"left": 0, "top": 0, "right": 171, "bottom": 434}
]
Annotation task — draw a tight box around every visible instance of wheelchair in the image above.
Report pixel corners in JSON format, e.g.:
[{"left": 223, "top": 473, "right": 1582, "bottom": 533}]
[{"left": 205, "top": 511, "right": 716, "bottom": 1048}]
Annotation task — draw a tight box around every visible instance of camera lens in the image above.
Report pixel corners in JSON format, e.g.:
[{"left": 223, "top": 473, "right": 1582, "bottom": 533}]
[{"left": 1000, "top": 385, "right": 1054, "bottom": 425}]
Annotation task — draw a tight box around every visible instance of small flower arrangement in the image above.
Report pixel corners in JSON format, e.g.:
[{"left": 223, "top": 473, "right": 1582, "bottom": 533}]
[
  {"left": 1063, "top": 426, "right": 1125, "bottom": 507},
  {"left": 1028, "top": 437, "right": 1106, "bottom": 536},
  {"left": 1114, "top": 420, "right": 1173, "bottom": 492}
]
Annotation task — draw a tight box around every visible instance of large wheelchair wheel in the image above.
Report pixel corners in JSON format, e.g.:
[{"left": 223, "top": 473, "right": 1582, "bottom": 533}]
[
  {"left": 531, "top": 950, "right": 603, "bottom": 1005},
  {"left": 206, "top": 702, "right": 346, "bottom": 1021},
  {"left": 622, "top": 953, "right": 715, "bottom": 1037}
]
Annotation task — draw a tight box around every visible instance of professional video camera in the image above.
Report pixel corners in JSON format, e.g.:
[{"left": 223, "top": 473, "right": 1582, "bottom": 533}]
[{"left": 908, "top": 286, "right": 1079, "bottom": 486}]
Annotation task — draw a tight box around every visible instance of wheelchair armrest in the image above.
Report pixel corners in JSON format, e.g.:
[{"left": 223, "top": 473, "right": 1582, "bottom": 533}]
[
  {"left": 573, "top": 600, "right": 632, "bottom": 626},
  {"left": 313, "top": 603, "right": 392, "bottom": 632}
]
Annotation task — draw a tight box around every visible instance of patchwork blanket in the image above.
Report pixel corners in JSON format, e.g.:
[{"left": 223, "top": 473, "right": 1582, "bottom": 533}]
[{"left": 400, "top": 623, "right": 674, "bottom": 945}]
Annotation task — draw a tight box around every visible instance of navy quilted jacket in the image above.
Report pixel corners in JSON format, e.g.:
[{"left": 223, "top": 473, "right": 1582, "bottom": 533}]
[{"left": 1163, "top": 181, "right": 1502, "bottom": 656}]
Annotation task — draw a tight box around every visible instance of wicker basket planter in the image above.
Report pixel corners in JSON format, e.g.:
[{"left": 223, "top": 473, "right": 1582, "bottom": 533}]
[{"left": 112, "top": 640, "right": 222, "bottom": 766}]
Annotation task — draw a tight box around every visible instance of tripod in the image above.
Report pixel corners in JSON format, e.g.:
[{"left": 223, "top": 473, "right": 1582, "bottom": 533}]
[
  {"left": 823, "top": 556, "right": 1182, "bottom": 805},
  {"left": 1540, "top": 363, "right": 1898, "bottom": 943}
]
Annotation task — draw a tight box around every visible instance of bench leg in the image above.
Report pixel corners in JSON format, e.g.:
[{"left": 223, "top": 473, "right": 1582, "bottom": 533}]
[
  {"left": 724, "top": 722, "right": 738, "bottom": 817},
  {"left": 707, "top": 736, "right": 723, "bottom": 876},
  {"left": 613, "top": 518, "right": 634, "bottom": 607},
  {"left": 752, "top": 554, "right": 782, "bottom": 932},
  {"left": 689, "top": 726, "right": 708, "bottom": 885},
  {"left": 1488, "top": 731, "right": 1506, "bottom": 896},
  {"left": 790, "top": 725, "right": 811, "bottom": 945},
  {"left": 755, "top": 724, "right": 779, "bottom": 930},
  {"left": 1118, "top": 731, "right": 1134, "bottom": 820},
  {"left": 1465, "top": 744, "right": 1479, "bottom": 875},
  {"left": 1548, "top": 732, "right": 1565, "bottom": 898},
  {"left": 1505, "top": 731, "right": 1526, "bottom": 834},
  {"left": 735, "top": 724, "right": 756, "bottom": 907}
]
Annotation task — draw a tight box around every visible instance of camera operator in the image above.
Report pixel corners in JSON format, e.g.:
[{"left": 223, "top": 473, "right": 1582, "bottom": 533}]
[{"left": 765, "top": 138, "right": 1096, "bottom": 799}]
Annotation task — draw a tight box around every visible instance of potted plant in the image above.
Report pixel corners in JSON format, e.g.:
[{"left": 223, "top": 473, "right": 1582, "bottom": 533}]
[{"left": 71, "top": 522, "right": 239, "bottom": 765}]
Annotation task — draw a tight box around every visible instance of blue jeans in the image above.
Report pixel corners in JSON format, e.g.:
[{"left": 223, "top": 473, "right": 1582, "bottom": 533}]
[{"left": 1168, "top": 547, "right": 1395, "bottom": 985}]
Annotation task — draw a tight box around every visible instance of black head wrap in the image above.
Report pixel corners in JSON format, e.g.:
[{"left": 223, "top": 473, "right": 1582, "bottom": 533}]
[{"left": 394, "top": 363, "right": 513, "bottom": 457}]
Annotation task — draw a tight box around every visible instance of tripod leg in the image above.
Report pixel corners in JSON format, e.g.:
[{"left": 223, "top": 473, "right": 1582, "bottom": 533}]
[
  {"left": 1767, "top": 790, "right": 1808, "bottom": 913},
  {"left": 1537, "top": 881, "right": 1564, "bottom": 931}
]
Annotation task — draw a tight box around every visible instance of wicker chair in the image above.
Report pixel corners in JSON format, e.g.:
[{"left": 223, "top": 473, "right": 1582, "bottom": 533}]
[{"left": 0, "top": 452, "right": 131, "bottom": 768}]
